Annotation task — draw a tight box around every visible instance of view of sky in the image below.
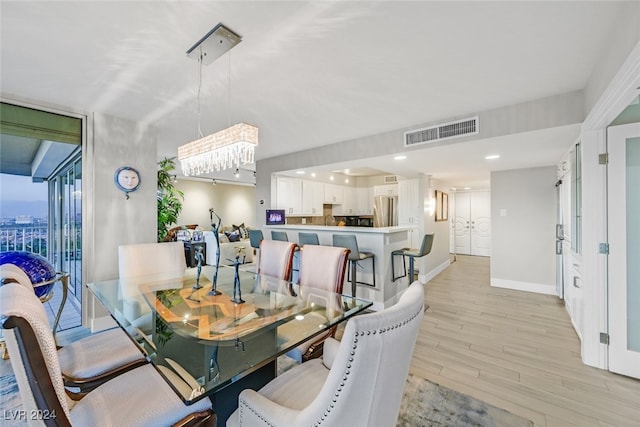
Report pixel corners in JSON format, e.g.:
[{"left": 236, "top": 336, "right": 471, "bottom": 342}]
[{"left": 0, "top": 173, "right": 48, "bottom": 218}]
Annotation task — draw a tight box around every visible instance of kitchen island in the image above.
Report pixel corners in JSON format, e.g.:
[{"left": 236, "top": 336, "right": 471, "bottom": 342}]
[{"left": 265, "top": 224, "right": 413, "bottom": 310}]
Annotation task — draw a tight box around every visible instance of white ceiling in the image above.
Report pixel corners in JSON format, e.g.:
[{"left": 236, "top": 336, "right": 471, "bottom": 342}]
[{"left": 0, "top": 1, "right": 622, "bottom": 188}]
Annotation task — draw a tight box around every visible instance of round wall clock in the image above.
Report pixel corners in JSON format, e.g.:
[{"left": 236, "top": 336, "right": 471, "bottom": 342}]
[{"left": 114, "top": 166, "right": 141, "bottom": 198}]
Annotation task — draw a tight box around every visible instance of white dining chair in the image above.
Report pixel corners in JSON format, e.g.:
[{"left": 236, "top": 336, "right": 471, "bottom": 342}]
[{"left": 227, "top": 281, "right": 425, "bottom": 427}]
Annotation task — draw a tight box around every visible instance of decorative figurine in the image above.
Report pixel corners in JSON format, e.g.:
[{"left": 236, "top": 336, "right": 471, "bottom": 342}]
[
  {"left": 208, "top": 208, "right": 222, "bottom": 296},
  {"left": 230, "top": 247, "right": 246, "bottom": 304},
  {"left": 193, "top": 246, "right": 205, "bottom": 290}
]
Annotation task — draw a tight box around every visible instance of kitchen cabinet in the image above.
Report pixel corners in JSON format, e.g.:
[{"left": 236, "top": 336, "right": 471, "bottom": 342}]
[
  {"left": 398, "top": 179, "right": 420, "bottom": 247},
  {"left": 334, "top": 187, "right": 357, "bottom": 215},
  {"left": 324, "top": 183, "right": 344, "bottom": 204},
  {"left": 302, "top": 180, "right": 324, "bottom": 216},
  {"left": 275, "top": 176, "right": 302, "bottom": 215},
  {"left": 356, "top": 187, "right": 374, "bottom": 215}
]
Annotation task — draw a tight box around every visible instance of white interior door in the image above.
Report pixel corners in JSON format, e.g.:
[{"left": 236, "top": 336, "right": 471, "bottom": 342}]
[
  {"left": 470, "top": 191, "right": 491, "bottom": 256},
  {"left": 608, "top": 122, "right": 640, "bottom": 379},
  {"left": 454, "top": 192, "right": 471, "bottom": 255}
]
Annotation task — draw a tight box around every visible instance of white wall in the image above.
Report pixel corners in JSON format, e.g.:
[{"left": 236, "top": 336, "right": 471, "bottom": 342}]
[
  {"left": 584, "top": 2, "right": 640, "bottom": 114},
  {"left": 88, "top": 112, "right": 158, "bottom": 326},
  {"left": 176, "top": 180, "right": 256, "bottom": 230},
  {"left": 490, "top": 167, "right": 556, "bottom": 294},
  {"left": 418, "top": 177, "right": 452, "bottom": 282}
]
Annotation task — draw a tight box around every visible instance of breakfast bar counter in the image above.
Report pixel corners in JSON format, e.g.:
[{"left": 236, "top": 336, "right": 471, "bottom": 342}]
[{"left": 265, "top": 225, "right": 413, "bottom": 310}]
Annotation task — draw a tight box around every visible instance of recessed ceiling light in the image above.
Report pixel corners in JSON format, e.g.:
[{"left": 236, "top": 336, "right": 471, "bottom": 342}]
[
  {"left": 485, "top": 154, "right": 500, "bottom": 160},
  {"left": 330, "top": 175, "right": 334, "bottom": 181},
  {"left": 311, "top": 172, "right": 317, "bottom": 178},
  {"left": 345, "top": 178, "right": 349, "bottom": 184},
  {"left": 464, "top": 187, "right": 471, "bottom": 190},
  {"left": 394, "top": 155, "right": 407, "bottom": 160},
  {"left": 296, "top": 170, "right": 305, "bottom": 175}
]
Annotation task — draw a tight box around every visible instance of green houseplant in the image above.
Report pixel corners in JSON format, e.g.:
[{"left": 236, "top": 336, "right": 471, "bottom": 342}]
[{"left": 157, "top": 157, "right": 184, "bottom": 242}]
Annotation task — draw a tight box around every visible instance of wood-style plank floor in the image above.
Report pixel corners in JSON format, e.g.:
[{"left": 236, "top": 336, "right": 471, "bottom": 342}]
[{"left": 410, "top": 255, "right": 640, "bottom": 427}]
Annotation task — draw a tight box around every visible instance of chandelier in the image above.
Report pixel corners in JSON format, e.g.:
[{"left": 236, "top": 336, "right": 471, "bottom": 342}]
[
  {"left": 178, "top": 23, "right": 257, "bottom": 176},
  {"left": 178, "top": 122, "right": 257, "bottom": 175}
]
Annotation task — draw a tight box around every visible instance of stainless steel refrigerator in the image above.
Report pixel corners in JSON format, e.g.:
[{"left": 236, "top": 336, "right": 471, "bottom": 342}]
[{"left": 373, "top": 195, "right": 398, "bottom": 227}]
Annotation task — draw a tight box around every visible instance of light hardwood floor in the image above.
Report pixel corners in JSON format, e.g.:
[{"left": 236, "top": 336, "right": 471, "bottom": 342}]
[{"left": 410, "top": 255, "right": 640, "bottom": 427}]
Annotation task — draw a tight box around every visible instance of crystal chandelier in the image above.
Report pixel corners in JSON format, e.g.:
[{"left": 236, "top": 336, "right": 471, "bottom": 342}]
[
  {"left": 178, "top": 123, "right": 257, "bottom": 176},
  {"left": 178, "top": 23, "right": 257, "bottom": 176}
]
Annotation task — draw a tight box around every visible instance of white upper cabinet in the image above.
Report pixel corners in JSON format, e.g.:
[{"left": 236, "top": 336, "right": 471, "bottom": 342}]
[
  {"left": 398, "top": 179, "right": 420, "bottom": 225},
  {"left": 324, "top": 183, "right": 344, "bottom": 204},
  {"left": 356, "top": 187, "right": 374, "bottom": 215},
  {"left": 276, "top": 176, "right": 302, "bottom": 215},
  {"left": 301, "top": 180, "right": 324, "bottom": 216}
]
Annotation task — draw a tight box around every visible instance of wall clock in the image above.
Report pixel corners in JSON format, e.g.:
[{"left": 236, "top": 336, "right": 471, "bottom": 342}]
[{"left": 114, "top": 166, "right": 141, "bottom": 198}]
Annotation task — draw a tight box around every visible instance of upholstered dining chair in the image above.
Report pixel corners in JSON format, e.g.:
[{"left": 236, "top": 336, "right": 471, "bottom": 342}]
[
  {"left": 227, "top": 281, "right": 425, "bottom": 427},
  {"left": 0, "top": 263, "right": 147, "bottom": 394},
  {"left": 282, "top": 244, "right": 350, "bottom": 363},
  {"left": 1, "top": 282, "right": 216, "bottom": 426},
  {"left": 257, "top": 239, "right": 297, "bottom": 280},
  {"left": 117, "top": 241, "right": 187, "bottom": 329}
]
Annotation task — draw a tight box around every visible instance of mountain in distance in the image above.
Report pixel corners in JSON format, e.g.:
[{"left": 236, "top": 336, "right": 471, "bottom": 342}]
[{"left": 0, "top": 200, "right": 48, "bottom": 219}]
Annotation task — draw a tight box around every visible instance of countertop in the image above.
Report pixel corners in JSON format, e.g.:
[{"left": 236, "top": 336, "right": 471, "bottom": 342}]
[{"left": 264, "top": 224, "right": 412, "bottom": 234}]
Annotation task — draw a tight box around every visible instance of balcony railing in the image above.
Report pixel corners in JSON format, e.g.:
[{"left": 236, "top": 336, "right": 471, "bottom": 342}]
[{"left": 1, "top": 224, "right": 48, "bottom": 256}]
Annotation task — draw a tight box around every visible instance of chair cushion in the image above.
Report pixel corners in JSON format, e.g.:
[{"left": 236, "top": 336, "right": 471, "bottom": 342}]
[
  {"left": 70, "top": 364, "right": 212, "bottom": 426},
  {"left": 227, "top": 359, "right": 329, "bottom": 426},
  {"left": 58, "top": 328, "right": 145, "bottom": 379}
]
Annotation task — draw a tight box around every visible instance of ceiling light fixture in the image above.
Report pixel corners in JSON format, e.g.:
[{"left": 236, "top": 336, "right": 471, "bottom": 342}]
[
  {"left": 234, "top": 168, "right": 240, "bottom": 178},
  {"left": 394, "top": 155, "right": 407, "bottom": 160},
  {"left": 485, "top": 154, "right": 500, "bottom": 160},
  {"left": 178, "top": 23, "right": 258, "bottom": 176},
  {"left": 296, "top": 170, "right": 305, "bottom": 175}
]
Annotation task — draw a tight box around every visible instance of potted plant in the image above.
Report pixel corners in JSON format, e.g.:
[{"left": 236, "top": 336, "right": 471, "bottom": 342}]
[{"left": 157, "top": 157, "right": 184, "bottom": 242}]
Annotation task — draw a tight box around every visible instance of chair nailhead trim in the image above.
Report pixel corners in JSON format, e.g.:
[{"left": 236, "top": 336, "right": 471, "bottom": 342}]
[{"left": 313, "top": 302, "right": 423, "bottom": 426}]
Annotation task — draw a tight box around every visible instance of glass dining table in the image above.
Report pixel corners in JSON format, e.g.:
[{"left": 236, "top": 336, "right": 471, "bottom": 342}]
[{"left": 88, "top": 262, "right": 372, "bottom": 424}]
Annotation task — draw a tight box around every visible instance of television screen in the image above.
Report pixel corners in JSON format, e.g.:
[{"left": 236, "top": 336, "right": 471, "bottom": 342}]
[{"left": 266, "top": 209, "right": 285, "bottom": 225}]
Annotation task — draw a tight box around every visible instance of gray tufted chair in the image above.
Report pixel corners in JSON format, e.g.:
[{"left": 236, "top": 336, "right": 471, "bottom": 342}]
[{"left": 227, "top": 281, "right": 425, "bottom": 427}]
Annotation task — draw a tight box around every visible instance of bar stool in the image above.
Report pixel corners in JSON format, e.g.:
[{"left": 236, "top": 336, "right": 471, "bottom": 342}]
[
  {"left": 332, "top": 234, "right": 375, "bottom": 297},
  {"left": 271, "top": 231, "right": 289, "bottom": 241},
  {"left": 248, "top": 229, "right": 264, "bottom": 267},
  {"left": 298, "top": 232, "right": 319, "bottom": 246},
  {"left": 392, "top": 233, "right": 434, "bottom": 284}
]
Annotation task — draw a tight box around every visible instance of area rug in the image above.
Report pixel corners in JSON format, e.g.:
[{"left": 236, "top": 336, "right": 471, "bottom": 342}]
[
  {"left": 2, "top": 357, "right": 533, "bottom": 427},
  {"left": 278, "top": 357, "right": 532, "bottom": 427}
]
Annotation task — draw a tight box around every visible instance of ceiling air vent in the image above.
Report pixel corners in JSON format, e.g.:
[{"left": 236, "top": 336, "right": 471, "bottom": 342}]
[
  {"left": 404, "top": 116, "right": 479, "bottom": 147},
  {"left": 384, "top": 175, "right": 398, "bottom": 183}
]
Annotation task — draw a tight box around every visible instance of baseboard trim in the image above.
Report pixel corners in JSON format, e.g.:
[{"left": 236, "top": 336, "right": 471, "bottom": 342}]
[
  {"left": 419, "top": 259, "right": 451, "bottom": 284},
  {"left": 490, "top": 278, "right": 557, "bottom": 295}
]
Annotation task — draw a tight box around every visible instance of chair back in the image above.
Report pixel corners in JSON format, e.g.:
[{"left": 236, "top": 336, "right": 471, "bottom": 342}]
[
  {"left": 118, "top": 241, "right": 186, "bottom": 280},
  {"left": 117, "top": 241, "right": 186, "bottom": 328},
  {"left": 417, "top": 233, "right": 435, "bottom": 257},
  {"left": 248, "top": 229, "right": 264, "bottom": 249},
  {"left": 298, "top": 232, "right": 319, "bottom": 246},
  {"left": 258, "top": 239, "right": 297, "bottom": 280},
  {"left": 332, "top": 234, "right": 360, "bottom": 260},
  {"left": 271, "top": 231, "right": 289, "bottom": 242},
  {"left": 299, "top": 245, "right": 349, "bottom": 294},
  {"left": 1, "top": 282, "right": 72, "bottom": 421},
  {"left": 0, "top": 263, "right": 32, "bottom": 289},
  {"left": 301, "top": 282, "right": 425, "bottom": 427}
]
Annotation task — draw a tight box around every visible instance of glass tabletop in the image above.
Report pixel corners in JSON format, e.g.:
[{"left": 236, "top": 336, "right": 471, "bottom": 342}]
[{"left": 88, "top": 264, "right": 372, "bottom": 404}]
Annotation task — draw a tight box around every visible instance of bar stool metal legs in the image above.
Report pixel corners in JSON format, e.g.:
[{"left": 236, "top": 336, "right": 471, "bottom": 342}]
[{"left": 391, "top": 233, "right": 435, "bottom": 285}]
